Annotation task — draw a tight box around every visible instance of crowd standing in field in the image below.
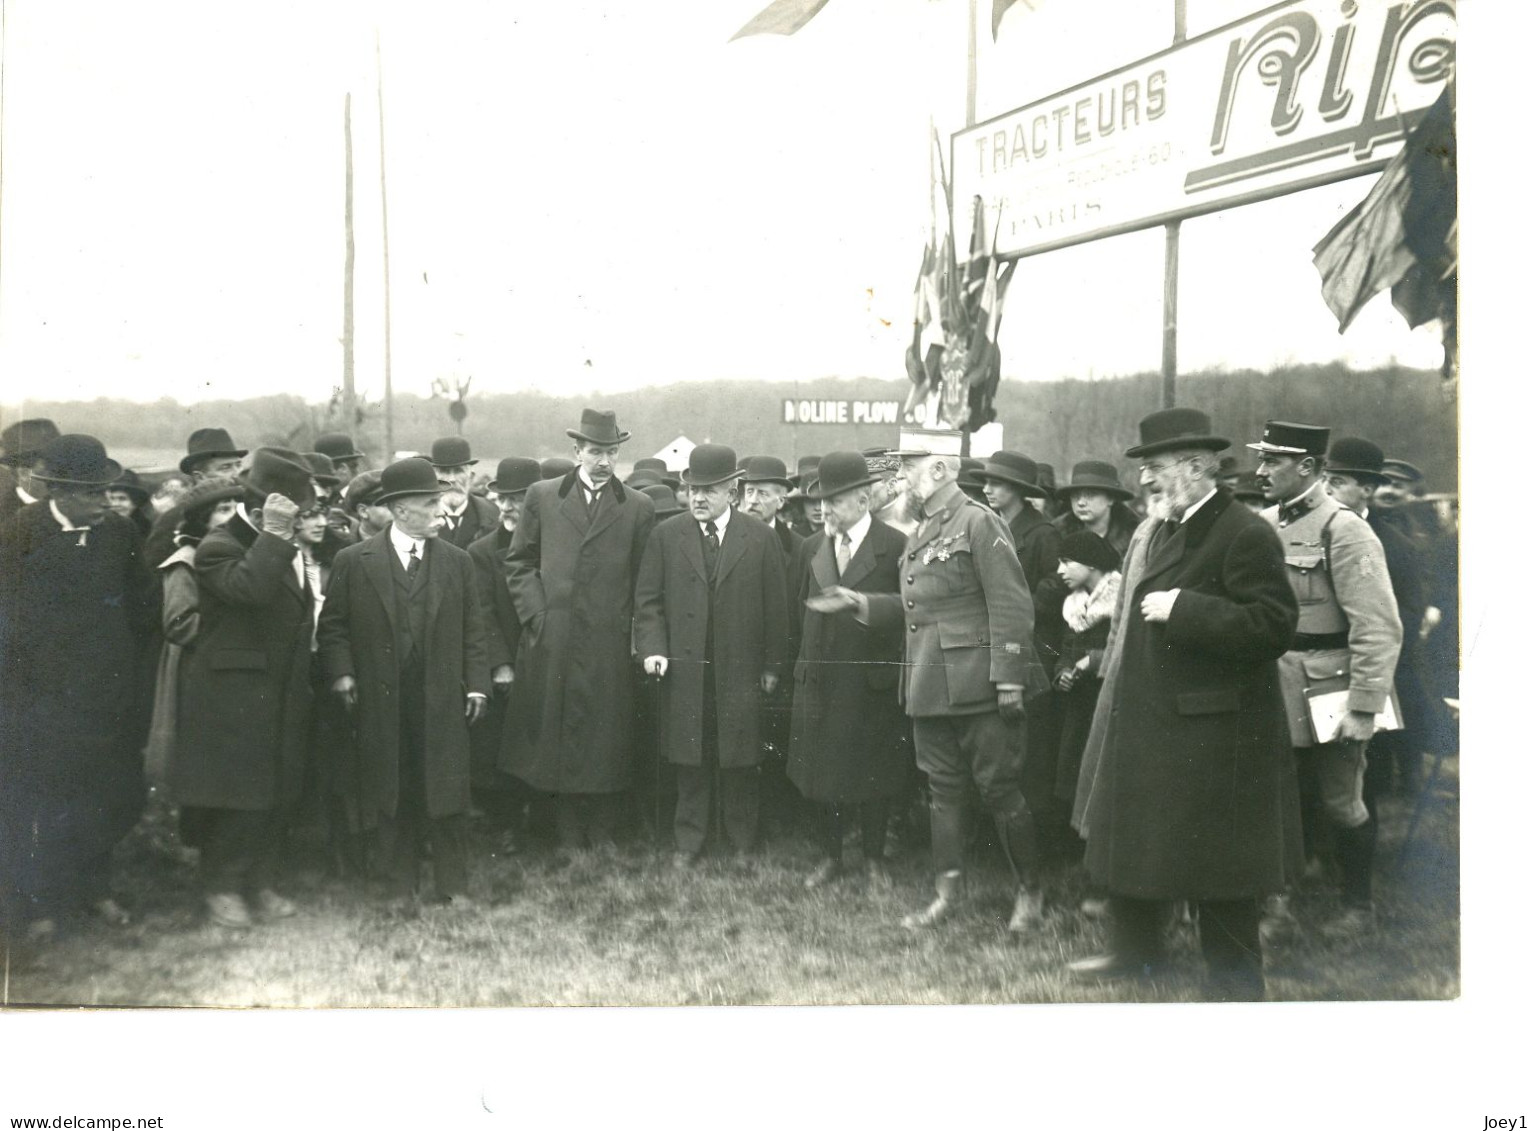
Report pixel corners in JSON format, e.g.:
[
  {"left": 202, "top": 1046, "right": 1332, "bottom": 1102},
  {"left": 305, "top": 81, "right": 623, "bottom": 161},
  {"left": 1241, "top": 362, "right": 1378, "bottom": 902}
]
[{"left": 0, "top": 406, "right": 1460, "bottom": 1000}]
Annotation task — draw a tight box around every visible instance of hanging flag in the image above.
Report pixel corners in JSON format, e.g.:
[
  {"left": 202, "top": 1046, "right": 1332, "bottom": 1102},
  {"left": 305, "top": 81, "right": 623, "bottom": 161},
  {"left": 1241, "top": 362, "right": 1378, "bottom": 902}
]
[
  {"left": 730, "top": 0, "right": 833, "bottom": 41},
  {"left": 1312, "top": 84, "right": 1456, "bottom": 335}
]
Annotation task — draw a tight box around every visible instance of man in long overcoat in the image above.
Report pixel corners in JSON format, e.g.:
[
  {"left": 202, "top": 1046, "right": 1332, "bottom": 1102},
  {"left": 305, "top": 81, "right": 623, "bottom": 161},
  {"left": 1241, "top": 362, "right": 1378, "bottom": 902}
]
[
  {"left": 171, "top": 448, "right": 315, "bottom": 928},
  {"left": 635, "top": 444, "right": 790, "bottom": 862},
  {"left": 1072, "top": 409, "right": 1299, "bottom": 1000},
  {"left": 503, "top": 409, "right": 655, "bottom": 848},
  {"left": 783, "top": 451, "right": 909, "bottom": 889},
  {"left": 319, "top": 457, "right": 489, "bottom": 905},
  {"left": 0, "top": 435, "right": 157, "bottom": 940},
  {"left": 430, "top": 437, "right": 500, "bottom": 552}
]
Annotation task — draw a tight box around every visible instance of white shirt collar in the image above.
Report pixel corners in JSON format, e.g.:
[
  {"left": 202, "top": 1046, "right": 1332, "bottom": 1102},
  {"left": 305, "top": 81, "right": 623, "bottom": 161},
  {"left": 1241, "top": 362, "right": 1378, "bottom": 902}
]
[
  {"left": 1178, "top": 487, "right": 1218, "bottom": 524},
  {"left": 578, "top": 469, "right": 604, "bottom": 495},
  {"left": 701, "top": 507, "right": 731, "bottom": 538},
  {"left": 49, "top": 499, "right": 87, "bottom": 531},
  {"left": 389, "top": 523, "right": 426, "bottom": 559},
  {"left": 832, "top": 510, "right": 872, "bottom": 557}
]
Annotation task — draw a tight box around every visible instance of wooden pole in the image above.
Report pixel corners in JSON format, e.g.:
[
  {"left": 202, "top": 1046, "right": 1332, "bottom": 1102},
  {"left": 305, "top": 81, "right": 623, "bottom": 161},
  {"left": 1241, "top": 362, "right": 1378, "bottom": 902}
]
[
  {"left": 960, "top": 0, "right": 979, "bottom": 457},
  {"left": 377, "top": 30, "right": 395, "bottom": 459},
  {"left": 342, "top": 93, "right": 357, "bottom": 436},
  {"left": 1161, "top": 0, "right": 1187, "bottom": 410}
]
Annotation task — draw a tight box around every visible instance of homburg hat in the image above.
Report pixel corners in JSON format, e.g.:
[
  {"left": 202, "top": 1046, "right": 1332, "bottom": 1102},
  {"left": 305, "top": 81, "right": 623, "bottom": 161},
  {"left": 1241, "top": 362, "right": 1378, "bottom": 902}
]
[
  {"left": 1325, "top": 437, "right": 1391, "bottom": 486},
  {"left": 375, "top": 457, "right": 445, "bottom": 505},
  {"left": 245, "top": 447, "right": 318, "bottom": 508},
  {"left": 1, "top": 418, "right": 61, "bottom": 466},
  {"left": 33, "top": 434, "right": 122, "bottom": 487},
  {"left": 1125, "top": 408, "right": 1231, "bottom": 458},
  {"left": 489, "top": 457, "right": 541, "bottom": 496},
  {"left": 1056, "top": 459, "right": 1133, "bottom": 501},
  {"left": 1245, "top": 420, "right": 1330, "bottom": 458},
  {"left": 427, "top": 436, "right": 477, "bottom": 468},
  {"left": 806, "top": 450, "right": 881, "bottom": 500},
  {"left": 179, "top": 427, "right": 248, "bottom": 474},
  {"left": 978, "top": 450, "right": 1048, "bottom": 498},
  {"left": 565, "top": 408, "right": 631, "bottom": 446},
  {"left": 1059, "top": 531, "right": 1122, "bottom": 573},
  {"left": 680, "top": 443, "right": 744, "bottom": 488}
]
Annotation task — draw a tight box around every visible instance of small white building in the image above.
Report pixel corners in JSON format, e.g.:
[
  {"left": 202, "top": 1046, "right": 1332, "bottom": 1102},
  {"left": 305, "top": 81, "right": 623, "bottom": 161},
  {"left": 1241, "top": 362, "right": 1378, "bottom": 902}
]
[{"left": 653, "top": 435, "right": 696, "bottom": 472}]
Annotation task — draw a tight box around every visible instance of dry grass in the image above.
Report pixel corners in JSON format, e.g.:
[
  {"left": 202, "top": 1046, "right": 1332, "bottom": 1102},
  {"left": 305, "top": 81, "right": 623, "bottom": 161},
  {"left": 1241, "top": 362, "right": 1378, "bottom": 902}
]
[{"left": 3, "top": 760, "right": 1458, "bottom": 1009}]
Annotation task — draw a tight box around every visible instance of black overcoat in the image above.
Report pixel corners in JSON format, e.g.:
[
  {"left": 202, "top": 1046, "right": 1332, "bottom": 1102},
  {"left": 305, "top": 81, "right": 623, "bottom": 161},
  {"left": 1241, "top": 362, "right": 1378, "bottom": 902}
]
[
  {"left": 1083, "top": 490, "right": 1301, "bottom": 900},
  {"left": 633, "top": 511, "right": 790, "bottom": 768},
  {"left": 440, "top": 493, "right": 500, "bottom": 552},
  {"left": 503, "top": 472, "right": 655, "bottom": 792},
  {"left": 785, "top": 520, "right": 911, "bottom": 802},
  {"left": 468, "top": 526, "right": 521, "bottom": 790},
  {"left": 0, "top": 507, "right": 157, "bottom": 903},
  {"left": 170, "top": 515, "right": 314, "bottom": 811},
  {"left": 317, "top": 532, "right": 490, "bottom": 822}
]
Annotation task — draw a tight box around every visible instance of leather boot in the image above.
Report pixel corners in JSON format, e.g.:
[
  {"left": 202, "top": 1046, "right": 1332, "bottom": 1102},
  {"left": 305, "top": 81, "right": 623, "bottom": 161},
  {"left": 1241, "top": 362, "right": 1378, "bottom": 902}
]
[
  {"left": 994, "top": 809, "right": 1045, "bottom": 932},
  {"left": 902, "top": 869, "right": 964, "bottom": 930}
]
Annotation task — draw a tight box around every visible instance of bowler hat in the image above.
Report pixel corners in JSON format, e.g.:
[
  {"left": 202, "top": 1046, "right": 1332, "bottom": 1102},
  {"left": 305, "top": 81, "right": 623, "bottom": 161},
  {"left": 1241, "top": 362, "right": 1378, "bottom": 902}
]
[
  {"left": 314, "top": 432, "right": 363, "bottom": 462},
  {"left": 565, "top": 408, "right": 631, "bottom": 446},
  {"left": 634, "top": 457, "right": 670, "bottom": 475},
  {"left": 641, "top": 483, "right": 685, "bottom": 519},
  {"left": 1125, "top": 408, "right": 1231, "bottom": 458},
  {"left": 179, "top": 428, "right": 248, "bottom": 474},
  {"left": 33, "top": 434, "right": 122, "bottom": 487},
  {"left": 246, "top": 448, "right": 317, "bottom": 508},
  {"left": 109, "top": 468, "right": 151, "bottom": 502},
  {"left": 375, "top": 457, "right": 444, "bottom": 504},
  {"left": 740, "top": 456, "right": 793, "bottom": 488},
  {"left": 343, "top": 471, "right": 384, "bottom": 510},
  {"left": 979, "top": 450, "right": 1047, "bottom": 498},
  {"left": 540, "top": 457, "right": 576, "bottom": 480},
  {"left": 681, "top": 443, "right": 743, "bottom": 488},
  {"left": 1380, "top": 459, "right": 1424, "bottom": 484},
  {"left": 1245, "top": 420, "right": 1330, "bottom": 458},
  {"left": 302, "top": 451, "right": 343, "bottom": 486},
  {"left": 427, "top": 436, "right": 477, "bottom": 468},
  {"left": 1325, "top": 437, "right": 1390, "bottom": 486},
  {"left": 888, "top": 429, "right": 964, "bottom": 458},
  {"left": 489, "top": 457, "right": 541, "bottom": 496},
  {"left": 1056, "top": 459, "right": 1133, "bottom": 501},
  {"left": 1059, "top": 531, "right": 1121, "bottom": 573},
  {"left": 807, "top": 451, "right": 881, "bottom": 500},
  {"left": 1, "top": 418, "right": 61, "bottom": 466}
]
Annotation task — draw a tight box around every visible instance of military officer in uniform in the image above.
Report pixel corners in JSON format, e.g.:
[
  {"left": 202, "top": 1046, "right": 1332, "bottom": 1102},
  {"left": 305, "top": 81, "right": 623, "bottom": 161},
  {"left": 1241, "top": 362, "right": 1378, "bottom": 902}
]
[
  {"left": 1251, "top": 421, "right": 1402, "bottom": 939},
  {"left": 830, "top": 431, "right": 1049, "bottom": 931}
]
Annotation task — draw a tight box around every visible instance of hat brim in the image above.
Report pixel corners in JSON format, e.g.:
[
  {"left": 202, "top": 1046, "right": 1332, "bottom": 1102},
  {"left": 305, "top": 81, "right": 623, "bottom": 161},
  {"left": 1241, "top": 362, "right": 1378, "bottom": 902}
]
[
  {"left": 375, "top": 487, "right": 444, "bottom": 505},
  {"left": 1243, "top": 440, "right": 1313, "bottom": 457},
  {"left": 35, "top": 459, "right": 124, "bottom": 488},
  {"left": 1325, "top": 465, "right": 1391, "bottom": 486},
  {"left": 679, "top": 468, "right": 745, "bottom": 488},
  {"left": 426, "top": 458, "right": 478, "bottom": 469},
  {"left": 179, "top": 449, "right": 249, "bottom": 474},
  {"left": 1056, "top": 481, "right": 1134, "bottom": 501},
  {"left": 565, "top": 429, "right": 632, "bottom": 445},
  {"left": 806, "top": 473, "right": 880, "bottom": 501},
  {"left": 1125, "top": 436, "right": 1231, "bottom": 458},
  {"left": 741, "top": 476, "right": 793, "bottom": 490},
  {"left": 979, "top": 470, "right": 1047, "bottom": 498},
  {"left": 488, "top": 483, "right": 534, "bottom": 497}
]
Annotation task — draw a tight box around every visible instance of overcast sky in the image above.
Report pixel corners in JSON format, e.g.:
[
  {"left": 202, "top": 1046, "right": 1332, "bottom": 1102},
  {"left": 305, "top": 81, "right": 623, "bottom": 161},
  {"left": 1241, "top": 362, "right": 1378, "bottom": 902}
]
[{"left": 0, "top": 0, "right": 1447, "bottom": 408}]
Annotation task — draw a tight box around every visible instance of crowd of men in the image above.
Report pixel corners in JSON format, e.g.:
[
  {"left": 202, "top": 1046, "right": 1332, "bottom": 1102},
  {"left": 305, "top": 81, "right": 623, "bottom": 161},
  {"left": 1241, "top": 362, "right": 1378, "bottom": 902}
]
[{"left": 0, "top": 406, "right": 1458, "bottom": 999}]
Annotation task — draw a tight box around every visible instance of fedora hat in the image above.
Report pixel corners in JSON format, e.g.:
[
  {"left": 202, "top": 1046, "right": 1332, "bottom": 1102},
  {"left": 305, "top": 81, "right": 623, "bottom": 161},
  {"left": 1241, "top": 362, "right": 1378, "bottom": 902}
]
[
  {"left": 888, "top": 429, "right": 964, "bottom": 458},
  {"left": 740, "top": 455, "right": 793, "bottom": 488},
  {"left": 1125, "top": 408, "right": 1230, "bottom": 458},
  {"left": 302, "top": 451, "right": 343, "bottom": 486},
  {"left": 246, "top": 447, "right": 317, "bottom": 508},
  {"left": 427, "top": 436, "right": 477, "bottom": 468},
  {"left": 680, "top": 443, "right": 743, "bottom": 488},
  {"left": 33, "top": 434, "right": 122, "bottom": 487},
  {"left": 180, "top": 427, "right": 248, "bottom": 474},
  {"left": 1325, "top": 437, "right": 1390, "bottom": 485},
  {"left": 489, "top": 457, "right": 541, "bottom": 496},
  {"left": 375, "top": 457, "right": 444, "bottom": 504},
  {"left": 640, "top": 482, "right": 685, "bottom": 519},
  {"left": 807, "top": 450, "right": 881, "bottom": 500},
  {"left": 978, "top": 450, "right": 1047, "bottom": 498},
  {"left": 1, "top": 418, "right": 61, "bottom": 466},
  {"left": 565, "top": 408, "right": 631, "bottom": 446},
  {"left": 1056, "top": 459, "right": 1133, "bottom": 501},
  {"left": 314, "top": 432, "right": 363, "bottom": 462},
  {"left": 1245, "top": 420, "right": 1329, "bottom": 458},
  {"left": 343, "top": 470, "right": 384, "bottom": 510},
  {"left": 540, "top": 457, "right": 576, "bottom": 480}
]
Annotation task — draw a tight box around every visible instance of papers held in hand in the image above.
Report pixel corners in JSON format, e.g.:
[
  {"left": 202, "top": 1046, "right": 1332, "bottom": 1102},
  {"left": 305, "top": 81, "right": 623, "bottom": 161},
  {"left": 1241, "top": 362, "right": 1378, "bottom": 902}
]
[{"left": 1304, "top": 684, "right": 1403, "bottom": 745}]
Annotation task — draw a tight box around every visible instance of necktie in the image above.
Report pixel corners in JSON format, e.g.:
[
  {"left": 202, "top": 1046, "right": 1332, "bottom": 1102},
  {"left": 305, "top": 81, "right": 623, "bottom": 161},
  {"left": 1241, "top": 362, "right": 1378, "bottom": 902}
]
[
  {"left": 836, "top": 531, "right": 852, "bottom": 577},
  {"left": 703, "top": 523, "right": 720, "bottom": 581},
  {"left": 407, "top": 543, "right": 421, "bottom": 579},
  {"left": 587, "top": 487, "right": 600, "bottom": 523}
]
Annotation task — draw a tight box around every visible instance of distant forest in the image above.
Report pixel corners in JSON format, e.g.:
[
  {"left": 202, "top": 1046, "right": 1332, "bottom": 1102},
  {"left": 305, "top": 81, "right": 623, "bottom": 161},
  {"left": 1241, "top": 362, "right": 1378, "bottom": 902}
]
[{"left": 7, "top": 363, "right": 1458, "bottom": 491}]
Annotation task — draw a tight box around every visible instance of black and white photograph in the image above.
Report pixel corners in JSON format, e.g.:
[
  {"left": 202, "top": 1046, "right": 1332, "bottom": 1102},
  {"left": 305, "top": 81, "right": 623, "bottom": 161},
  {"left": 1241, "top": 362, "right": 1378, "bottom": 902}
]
[{"left": 0, "top": 0, "right": 1525, "bottom": 1125}]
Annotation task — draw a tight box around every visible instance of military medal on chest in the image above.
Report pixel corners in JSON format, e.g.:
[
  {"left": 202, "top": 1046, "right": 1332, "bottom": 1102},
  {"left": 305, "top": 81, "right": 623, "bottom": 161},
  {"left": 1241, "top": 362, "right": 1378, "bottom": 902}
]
[{"left": 923, "top": 534, "right": 960, "bottom": 565}]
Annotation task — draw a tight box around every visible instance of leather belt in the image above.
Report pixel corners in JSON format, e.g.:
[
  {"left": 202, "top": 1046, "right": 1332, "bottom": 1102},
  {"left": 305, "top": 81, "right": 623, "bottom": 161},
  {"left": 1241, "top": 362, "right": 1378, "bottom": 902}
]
[{"left": 1292, "top": 631, "right": 1349, "bottom": 651}]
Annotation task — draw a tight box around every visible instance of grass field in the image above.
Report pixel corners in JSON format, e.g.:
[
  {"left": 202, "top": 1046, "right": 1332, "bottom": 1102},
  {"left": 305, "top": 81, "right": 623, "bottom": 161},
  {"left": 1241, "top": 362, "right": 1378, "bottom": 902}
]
[{"left": 3, "top": 760, "right": 1459, "bottom": 1009}]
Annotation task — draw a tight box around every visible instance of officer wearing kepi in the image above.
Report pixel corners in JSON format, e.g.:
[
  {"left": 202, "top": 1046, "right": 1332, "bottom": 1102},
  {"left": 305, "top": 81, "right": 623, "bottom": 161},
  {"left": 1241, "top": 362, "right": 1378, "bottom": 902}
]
[
  {"left": 824, "top": 430, "right": 1050, "bottom": 932},
  {"left": 1251, "top": 421, "right": 1401, "bottom": 940}
]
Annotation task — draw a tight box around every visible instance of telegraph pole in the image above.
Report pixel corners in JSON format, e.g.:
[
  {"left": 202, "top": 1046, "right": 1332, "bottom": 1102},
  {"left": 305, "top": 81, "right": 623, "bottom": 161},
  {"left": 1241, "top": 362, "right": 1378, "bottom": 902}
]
[
  {"left": 1161, "top": 0, "right": 1187, "bottom": 409},
  {"left": 341, "top": 93, "right": 357, "bottom": 435}
]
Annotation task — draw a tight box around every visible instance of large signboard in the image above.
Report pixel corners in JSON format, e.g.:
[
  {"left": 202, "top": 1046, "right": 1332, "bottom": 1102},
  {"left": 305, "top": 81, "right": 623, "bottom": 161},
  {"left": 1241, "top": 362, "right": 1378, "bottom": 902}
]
[{"left": 952, "top": 0, "right": 1455, "bottom": 259}]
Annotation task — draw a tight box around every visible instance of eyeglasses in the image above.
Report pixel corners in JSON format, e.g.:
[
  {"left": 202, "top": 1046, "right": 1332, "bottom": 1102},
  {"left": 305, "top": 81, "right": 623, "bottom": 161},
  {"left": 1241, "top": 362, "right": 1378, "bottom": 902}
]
[{"left": 1138, "top": 457, "right": 1194, "bottom": 476}]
